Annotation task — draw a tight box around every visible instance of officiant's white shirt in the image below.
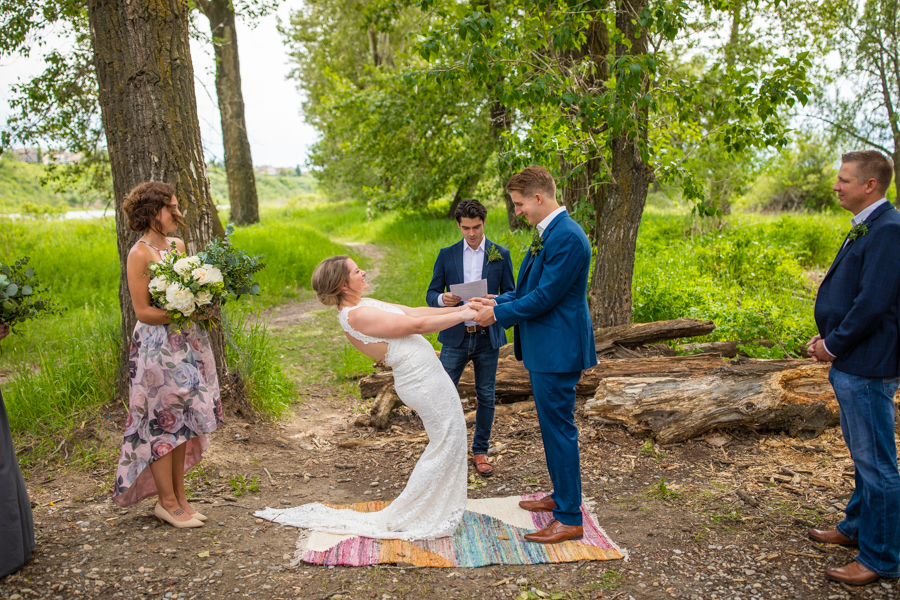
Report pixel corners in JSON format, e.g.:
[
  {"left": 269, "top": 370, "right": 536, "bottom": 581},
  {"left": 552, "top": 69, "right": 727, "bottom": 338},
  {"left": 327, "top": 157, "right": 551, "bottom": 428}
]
[{"left": 437, "top": 236, "right": 485, "bottom": 326}]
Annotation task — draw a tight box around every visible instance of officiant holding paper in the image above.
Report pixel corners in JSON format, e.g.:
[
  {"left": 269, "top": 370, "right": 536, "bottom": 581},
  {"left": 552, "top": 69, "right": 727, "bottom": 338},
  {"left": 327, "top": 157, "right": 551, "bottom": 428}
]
[{"left": 427, "top": 199, "right": 515, "bottom": 477}]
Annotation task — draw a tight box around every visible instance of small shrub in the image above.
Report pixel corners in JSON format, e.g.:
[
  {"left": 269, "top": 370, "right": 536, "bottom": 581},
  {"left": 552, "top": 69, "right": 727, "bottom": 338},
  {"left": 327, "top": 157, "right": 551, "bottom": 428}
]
[{"left": 229, "top": 474, "right": 260, "bottom": 497}]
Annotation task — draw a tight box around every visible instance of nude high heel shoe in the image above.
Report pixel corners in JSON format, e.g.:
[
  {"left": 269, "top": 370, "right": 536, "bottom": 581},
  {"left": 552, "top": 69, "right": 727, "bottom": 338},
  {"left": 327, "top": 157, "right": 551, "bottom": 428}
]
[
  {"left": 155, "top": 503, "right": 204, "bottom": 528},
  {"left": 189, "top": 506, "right": 208, "bottom": 521}
]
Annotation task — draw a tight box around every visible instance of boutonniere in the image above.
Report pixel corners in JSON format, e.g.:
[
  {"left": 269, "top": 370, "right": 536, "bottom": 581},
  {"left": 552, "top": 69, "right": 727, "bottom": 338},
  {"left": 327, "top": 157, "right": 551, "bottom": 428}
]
[
  {"left": 487, "top": 245, "right": 503, "bottom": 263},
  {"left": 847, "top": 222, "right": 868, "bottom": 242},
  {"left": 530, "top": 230, "right": 543, "bottom": 256}
]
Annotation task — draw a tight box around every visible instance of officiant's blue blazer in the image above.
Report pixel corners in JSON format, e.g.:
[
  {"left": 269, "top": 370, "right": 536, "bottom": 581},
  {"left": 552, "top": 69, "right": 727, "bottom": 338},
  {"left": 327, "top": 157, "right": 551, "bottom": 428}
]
[
  {"left": 426, "top": 238, "right": 515, "bottom": 349},
  {"left": 493, "top": 212, "right": 597, "bottom": 374},
  {"left": 815, "top": 201, "right": 900, "bottom": 378}
]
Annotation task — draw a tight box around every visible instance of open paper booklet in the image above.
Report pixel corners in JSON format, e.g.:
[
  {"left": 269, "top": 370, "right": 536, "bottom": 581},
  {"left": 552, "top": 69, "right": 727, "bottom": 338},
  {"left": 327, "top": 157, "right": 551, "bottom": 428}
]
[{"left": 449, "top": 278, "right": 488, "bottom": 301}]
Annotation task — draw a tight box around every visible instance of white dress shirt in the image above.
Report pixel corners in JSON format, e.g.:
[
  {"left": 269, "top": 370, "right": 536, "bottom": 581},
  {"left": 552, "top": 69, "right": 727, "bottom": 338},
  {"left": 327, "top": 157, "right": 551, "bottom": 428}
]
[
  {"left": 824, "top": 198, "right": 889, "bottom": 358},
  {"left": 536, "top": 206, "right": 568, "bottom": 237},
  {"left": 437, "top": 236, "right": 485, "bottom": 326}
]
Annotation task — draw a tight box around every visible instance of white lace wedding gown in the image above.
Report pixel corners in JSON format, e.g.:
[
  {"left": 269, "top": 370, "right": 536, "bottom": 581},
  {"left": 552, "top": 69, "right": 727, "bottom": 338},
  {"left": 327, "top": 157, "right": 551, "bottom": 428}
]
[{"left": 255, "top": 299, "right": 468, "bottom": 540}]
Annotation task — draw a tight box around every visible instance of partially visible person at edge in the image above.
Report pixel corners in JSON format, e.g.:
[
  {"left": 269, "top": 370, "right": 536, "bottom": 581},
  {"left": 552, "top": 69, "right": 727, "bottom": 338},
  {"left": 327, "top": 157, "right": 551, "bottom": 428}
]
[
  {"left": 112, "top": 181, "right": 223, "bottom": 529},
  {"left": 426, "top": 199, "right": 515, "bottom": 478},
  {"left": 807, "top": 150, "right": 900, "bottom": 586},
  {"left": 0, "top": 322, "right": 36, "bottom": 577}
]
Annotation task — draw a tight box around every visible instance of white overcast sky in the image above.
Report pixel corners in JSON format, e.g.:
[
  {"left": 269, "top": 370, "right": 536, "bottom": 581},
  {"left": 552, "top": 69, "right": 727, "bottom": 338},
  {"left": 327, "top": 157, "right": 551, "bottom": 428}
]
[{"left": 0, "top": 2, "right": 317, "bottom": 168}]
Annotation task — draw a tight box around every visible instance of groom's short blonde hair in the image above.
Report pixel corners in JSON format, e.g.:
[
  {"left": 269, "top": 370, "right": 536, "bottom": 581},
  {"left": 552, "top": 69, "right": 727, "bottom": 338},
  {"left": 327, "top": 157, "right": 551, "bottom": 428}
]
[
  {"left": 507, "top": 166, "right": 556, "bottom": 199},
  {"left": 312, "top": 255, "right": 351, "bottom": 307}
]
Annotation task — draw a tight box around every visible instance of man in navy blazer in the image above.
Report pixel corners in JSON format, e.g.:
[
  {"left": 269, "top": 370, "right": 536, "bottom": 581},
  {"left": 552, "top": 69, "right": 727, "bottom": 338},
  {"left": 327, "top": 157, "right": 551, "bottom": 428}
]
[
  {"left": 426, "top": 199, "right": 515, "bottom": 477},
  {"left": 472, "top": 166, "right": 597, "bottom": 544},
  {"left": 807, "top": 151, "right": 900, "bottom": 586}
]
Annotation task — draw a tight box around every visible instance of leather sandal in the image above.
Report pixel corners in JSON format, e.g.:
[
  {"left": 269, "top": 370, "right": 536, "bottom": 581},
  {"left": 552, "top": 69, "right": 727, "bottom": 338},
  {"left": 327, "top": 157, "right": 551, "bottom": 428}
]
[{"left": 473, "top": 454, "right": 493, "bottom": 477}]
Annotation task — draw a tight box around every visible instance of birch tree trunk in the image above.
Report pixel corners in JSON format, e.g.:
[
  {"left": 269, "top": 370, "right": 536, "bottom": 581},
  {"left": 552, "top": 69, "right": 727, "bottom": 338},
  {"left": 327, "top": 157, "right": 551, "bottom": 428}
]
[
  {"left": 197, "top": 0, "right": 260, "bottom": 225},
  {"left": 87, "top": 0, "right": 232, "bottom": 399}
]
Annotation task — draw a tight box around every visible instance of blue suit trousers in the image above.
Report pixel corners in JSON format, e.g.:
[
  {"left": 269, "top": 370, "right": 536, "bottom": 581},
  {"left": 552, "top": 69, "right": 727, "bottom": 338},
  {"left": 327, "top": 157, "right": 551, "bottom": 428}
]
[{"left": 529, "top": 370, "right": 583, "bottom": 526}]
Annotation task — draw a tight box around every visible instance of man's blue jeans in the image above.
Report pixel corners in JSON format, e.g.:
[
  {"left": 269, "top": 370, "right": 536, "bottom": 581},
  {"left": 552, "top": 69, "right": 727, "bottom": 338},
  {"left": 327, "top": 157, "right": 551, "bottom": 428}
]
[
  {"left": 439, "top": 331, "right": 499, "bottom": 456},
  {"left": 830, "top": 367, "right": 900, "bottom": 578}
]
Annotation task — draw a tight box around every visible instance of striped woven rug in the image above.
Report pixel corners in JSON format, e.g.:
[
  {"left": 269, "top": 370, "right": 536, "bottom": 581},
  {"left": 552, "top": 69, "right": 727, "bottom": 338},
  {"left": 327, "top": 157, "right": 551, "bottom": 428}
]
[{"left": 291, "top": 493, "right": 625, "bottom": 567}]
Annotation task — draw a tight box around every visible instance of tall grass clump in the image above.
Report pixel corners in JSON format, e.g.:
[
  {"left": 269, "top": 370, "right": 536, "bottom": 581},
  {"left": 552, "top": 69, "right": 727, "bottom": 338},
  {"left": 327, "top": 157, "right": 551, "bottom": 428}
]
[
  {"left": 224, "top": 311, "right": 294, "bottom": 418},
  {"left": 3, "top": 309, "right": 120, "bottom": 461}
]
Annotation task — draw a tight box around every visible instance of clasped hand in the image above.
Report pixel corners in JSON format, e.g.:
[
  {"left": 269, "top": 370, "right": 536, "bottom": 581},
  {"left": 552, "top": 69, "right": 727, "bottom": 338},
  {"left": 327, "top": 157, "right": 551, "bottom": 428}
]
[
  {"left": 807, "top": 334, "right": 835, "bottom": 363},
  {"left": 467, "top": 296, "right": 497, "bottom": 326}
]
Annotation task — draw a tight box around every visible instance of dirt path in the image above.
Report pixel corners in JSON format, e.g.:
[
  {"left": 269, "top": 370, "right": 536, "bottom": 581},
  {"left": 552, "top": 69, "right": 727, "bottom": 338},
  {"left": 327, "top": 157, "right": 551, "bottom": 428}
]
[{"left": 2, "top": 242, "right": 898, "bottom": 600}]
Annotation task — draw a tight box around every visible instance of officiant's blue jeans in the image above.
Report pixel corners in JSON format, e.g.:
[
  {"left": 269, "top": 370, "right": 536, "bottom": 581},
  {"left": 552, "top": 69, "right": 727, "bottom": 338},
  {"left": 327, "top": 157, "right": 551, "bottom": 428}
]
[
  {"left": 830, "top": 367, "right": 900, "bottom": 578},
  {"left": 439, "top": 331, "right": 499, "bottom": 456}
]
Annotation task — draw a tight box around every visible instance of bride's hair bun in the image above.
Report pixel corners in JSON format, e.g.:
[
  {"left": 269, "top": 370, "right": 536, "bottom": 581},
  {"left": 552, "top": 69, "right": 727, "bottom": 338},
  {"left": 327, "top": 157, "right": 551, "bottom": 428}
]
[{"left": 312, "top": 255, "right": 351, "bottom": 307}]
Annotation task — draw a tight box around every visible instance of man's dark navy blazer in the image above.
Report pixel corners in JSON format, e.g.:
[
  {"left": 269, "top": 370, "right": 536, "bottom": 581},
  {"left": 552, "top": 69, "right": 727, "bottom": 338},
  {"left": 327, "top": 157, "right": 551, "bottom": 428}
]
[
  {"left": 426, "top": 238, "right": 515, "bottom": 350},
  {"left": 493, "top": 212, "right": 597, "bottom": 374},
  {"left": 815, "top": 201, "right": 900, "bottom": 378}
]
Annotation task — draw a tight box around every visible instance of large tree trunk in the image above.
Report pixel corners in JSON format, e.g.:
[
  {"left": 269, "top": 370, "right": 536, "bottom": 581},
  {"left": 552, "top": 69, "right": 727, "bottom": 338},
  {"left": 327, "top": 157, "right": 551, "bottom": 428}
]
[
  {"left": 197, "top": 0, "right": 260, "bottom": 226},
  {"left": 446, "top": 171, "right": 482, "bottom": 219},
  {"left": 489, "top": 100, "right": 521, "bottom": 230},
  {"left": 588, "top": 0, "right": 653, "bottom": 328},
  {"left": 88, "top": 0, "right": 233, "bottom": 400}
]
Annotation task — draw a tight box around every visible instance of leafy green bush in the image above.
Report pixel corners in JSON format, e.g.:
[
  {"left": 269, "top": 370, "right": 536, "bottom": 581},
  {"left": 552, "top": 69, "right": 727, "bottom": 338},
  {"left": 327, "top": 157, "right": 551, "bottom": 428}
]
[{"left": 224, "top": 311, "right": 294, "bottom": 418}]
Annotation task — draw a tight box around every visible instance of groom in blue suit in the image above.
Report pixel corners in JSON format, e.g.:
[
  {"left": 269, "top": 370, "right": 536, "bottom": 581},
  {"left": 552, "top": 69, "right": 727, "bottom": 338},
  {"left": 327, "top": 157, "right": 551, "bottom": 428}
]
[
  {"left": 473, "top": 166, "right": 597, "bottom": 544},
  {"left": 807, "top": 151, "right": 900, "bottom": 586},
  {"left": 426, "top": 199, "right": 515, "bottom": 477}
]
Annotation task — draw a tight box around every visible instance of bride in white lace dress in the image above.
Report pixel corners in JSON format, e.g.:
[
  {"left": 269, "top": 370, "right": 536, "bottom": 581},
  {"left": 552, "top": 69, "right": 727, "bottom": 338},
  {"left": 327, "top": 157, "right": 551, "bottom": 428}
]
[{"left": 255, "top": 255, "right": 474, "bottom": 540}]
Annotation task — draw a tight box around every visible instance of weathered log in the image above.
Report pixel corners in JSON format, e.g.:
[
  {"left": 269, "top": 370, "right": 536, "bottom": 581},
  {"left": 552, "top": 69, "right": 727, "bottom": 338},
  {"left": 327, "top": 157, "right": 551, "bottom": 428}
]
[
  {"left": 595, "top": 318, "right": 715, "bottom": 352},
  {"left": 464, "top": 400, "right": 535, "bottom": 426},
  {"left": 679, "top": 340, "right": 773, "bottom": 358},
  {"left": 361, "top": 354, "right": 774, "bottom": 399},
  {"left": 370, "top": 385, "right": 402, "bottom": 430},
  {"left": 584, "top": 363, "right": 900, "bottom": 443}
]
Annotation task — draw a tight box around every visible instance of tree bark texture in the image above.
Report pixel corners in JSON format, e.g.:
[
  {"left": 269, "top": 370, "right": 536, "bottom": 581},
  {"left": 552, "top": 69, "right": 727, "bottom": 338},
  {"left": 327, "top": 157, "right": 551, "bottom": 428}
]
[
  {"left": 197, "top": 0, "right": 260, "bottom": 226},
  {"left": 87, "top": 0, "right": 231, "bottom": 400},
  {"left": 489, "top": 99, "right": 522, "bottom": 230},
  {"left": 594, "top": 318, "right": 715, "bottom": 352},
  {"left": 588, "top": 0, "right": 653, "bottom": 328},
  {"left": 584, "top": 363, "right": 900, "bottom": 443}
]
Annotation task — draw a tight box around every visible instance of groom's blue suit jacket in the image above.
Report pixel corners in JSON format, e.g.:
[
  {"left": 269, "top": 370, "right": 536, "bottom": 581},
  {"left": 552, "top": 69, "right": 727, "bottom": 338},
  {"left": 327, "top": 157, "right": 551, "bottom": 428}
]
[
  {"left": 426, "top": 238, "right": 516, "bottom": 349},
  {"left": 494, "top": 212, "right": 597, "bottom": 374},
  {"left": 814, "top": 201, "right": 900, "bottom": 378}
]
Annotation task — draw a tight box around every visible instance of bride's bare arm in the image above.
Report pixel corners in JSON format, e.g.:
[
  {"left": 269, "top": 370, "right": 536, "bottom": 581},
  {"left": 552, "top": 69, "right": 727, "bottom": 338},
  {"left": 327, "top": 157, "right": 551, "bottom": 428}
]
[
  {"left": 348, "top": 306, "right": 476, "bottom": 338},
  {"left": 390, "top": 303, "right": 466, "bottom": 318}
]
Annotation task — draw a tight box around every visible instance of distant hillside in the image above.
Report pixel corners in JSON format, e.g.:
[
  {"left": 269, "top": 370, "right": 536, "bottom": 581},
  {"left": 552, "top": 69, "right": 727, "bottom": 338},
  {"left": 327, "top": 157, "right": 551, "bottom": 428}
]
[
  {"left": 207, "top": 164, "right": 316, "bottom": 206},
  {"left": 0, "top": 153, "right": 317, "bottom": 213}
]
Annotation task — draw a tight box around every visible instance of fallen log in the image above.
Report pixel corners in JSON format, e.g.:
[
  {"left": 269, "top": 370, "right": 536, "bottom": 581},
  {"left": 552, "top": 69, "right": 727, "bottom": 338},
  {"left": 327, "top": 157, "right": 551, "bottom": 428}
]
[
  {"left": 370, "top": 385, "right": 402, "bottom": 430},
  {"left": 679, "top": 340, "right": 773, "bottom": 358},
  {"left": 583, "top": 363, "right": 900, "bottom": 443},
  {"left": 361, "top": 354, "right": 767, "bottom": 399},
  {"left": 464, "top": 400, "right": 535, "bottom": 426},
  {"left": 595, "top": 318, "right": 715, "bottom": 352}
]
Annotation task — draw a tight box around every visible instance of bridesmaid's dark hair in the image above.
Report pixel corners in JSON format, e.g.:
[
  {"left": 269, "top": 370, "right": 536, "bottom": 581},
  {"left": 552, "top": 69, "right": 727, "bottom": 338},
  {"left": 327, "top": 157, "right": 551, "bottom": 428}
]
[
  {"left": 311, "top": 255, "right": 351, "bottom": 307},
  {"left": 123, "top": 181, "right": 185, "bottom": 234}
]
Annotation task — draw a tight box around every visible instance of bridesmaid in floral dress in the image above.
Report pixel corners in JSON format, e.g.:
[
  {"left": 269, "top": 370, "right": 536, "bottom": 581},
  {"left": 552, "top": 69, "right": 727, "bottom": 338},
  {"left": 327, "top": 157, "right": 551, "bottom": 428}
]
[{"left": 112, "top": 182, "right": 223, "bottom": 528}]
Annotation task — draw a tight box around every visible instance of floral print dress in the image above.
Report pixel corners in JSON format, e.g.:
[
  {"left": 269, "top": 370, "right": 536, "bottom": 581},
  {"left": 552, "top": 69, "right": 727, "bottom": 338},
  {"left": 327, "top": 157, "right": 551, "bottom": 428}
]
[{"left": 113, "top": 276, "right": 223, "bottom": 507}]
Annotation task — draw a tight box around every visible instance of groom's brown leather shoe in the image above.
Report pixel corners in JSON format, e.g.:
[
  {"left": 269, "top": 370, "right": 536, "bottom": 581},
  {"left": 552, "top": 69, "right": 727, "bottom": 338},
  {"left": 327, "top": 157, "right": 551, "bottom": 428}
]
[
  {"left": 808, "top": 528, "right": 858, "bottom": 546},
  {"left": 519, "top": 495, "right": 556, "bottom": 512},
  {"left": 473, "top": 454, "right": 493, "bottom": 477},
  {"left": 825, "top": 561, "right": 880, "bottom": 586},
  {"left": 524, "top": 519, "right": 583, "bottom": 544}
]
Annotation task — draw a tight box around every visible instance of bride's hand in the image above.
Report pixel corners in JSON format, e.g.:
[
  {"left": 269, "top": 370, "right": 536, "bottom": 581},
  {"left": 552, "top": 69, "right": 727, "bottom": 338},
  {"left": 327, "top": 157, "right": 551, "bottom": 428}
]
[{"left": 460, "top": 307, "right": 478, "bottom": 321}]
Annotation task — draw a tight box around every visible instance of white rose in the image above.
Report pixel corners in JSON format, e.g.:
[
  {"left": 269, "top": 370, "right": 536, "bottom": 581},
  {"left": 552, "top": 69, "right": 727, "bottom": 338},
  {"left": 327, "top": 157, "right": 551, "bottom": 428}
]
[
  {"left": 173, "top": 256, "right": 201, "bottom": 277},
  {"left": 191, "top": 266, "right": 212, "bottom": 285},
  {"left": 205, "top": 265, "right": 224, "bottom": 285},
  {"left": 196, "top": 291, "right": 214, "bottom": 306},
  {"left": 165, "top": 284, "right": 197, "bottom": 316},
  {"left": 148, "top": 276, "right": 168, "bottom": 293}
]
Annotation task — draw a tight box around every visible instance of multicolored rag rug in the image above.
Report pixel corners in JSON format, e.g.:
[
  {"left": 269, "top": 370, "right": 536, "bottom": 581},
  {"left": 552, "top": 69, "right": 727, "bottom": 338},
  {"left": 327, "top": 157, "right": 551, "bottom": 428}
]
[{"left": 284, "top": 493, "right": 625, "bottom": 567}]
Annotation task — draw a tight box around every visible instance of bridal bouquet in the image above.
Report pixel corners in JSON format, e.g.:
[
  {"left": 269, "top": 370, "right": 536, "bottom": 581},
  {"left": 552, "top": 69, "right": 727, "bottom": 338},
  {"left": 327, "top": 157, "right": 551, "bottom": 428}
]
[{"left": 148, "top": 225, "right": 265, "bottom": 332}]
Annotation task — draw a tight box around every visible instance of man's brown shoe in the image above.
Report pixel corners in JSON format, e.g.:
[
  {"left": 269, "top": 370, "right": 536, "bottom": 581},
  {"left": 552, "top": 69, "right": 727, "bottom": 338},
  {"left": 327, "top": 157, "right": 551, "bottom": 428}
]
[
  {"left": 473, "top": 454, "right": 493, "bottom": 477},
  {"left": 808, "top": 528, "right": 858, "bottom": 546},
  {"left": 519, "top": 495, "right": 556, "bottom": 512},
  {"left": 523, "top": 519, "right": 583, "bottom": 544},
  {"left": 825, "top": 561, "right": 880, "bottom": 586}
]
